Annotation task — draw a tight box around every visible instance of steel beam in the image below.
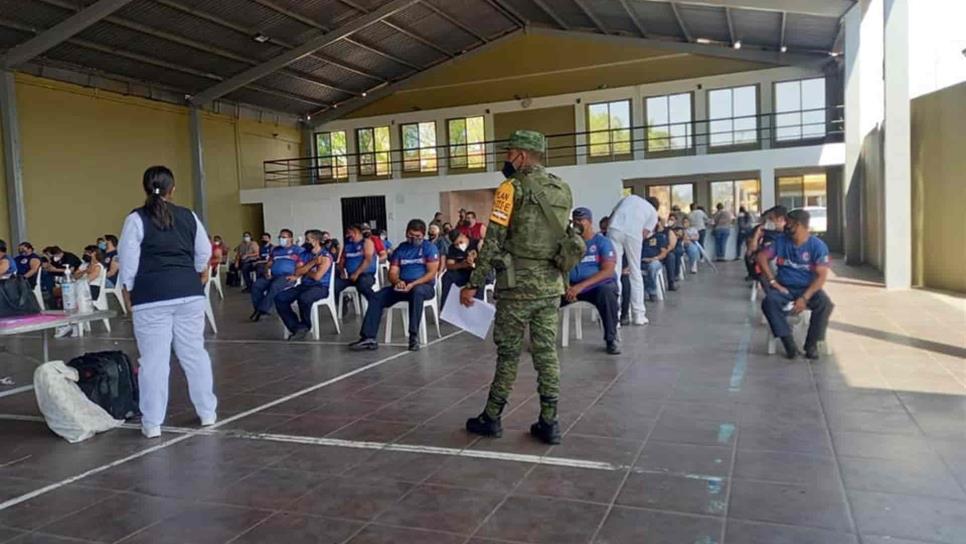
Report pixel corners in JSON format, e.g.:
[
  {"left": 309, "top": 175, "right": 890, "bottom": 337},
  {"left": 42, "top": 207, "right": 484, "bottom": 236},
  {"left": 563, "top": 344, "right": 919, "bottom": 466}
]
[
  {"left": 528, "top": 27, "right": 828, "bottom": 68},
  {"left": 419, "top": 1, "right": 488, "bottom": 43},
  {"left": 0, "top": 0, "right": 135, "bottom": 68},
  {"left": 189, "top": 107, "right": 207, "bottom": 225},
  {"left": 619, "top": 0, "right": 648, "bottom": 37},
  {"left": 310, "top": 28, "right": 523, "bottom": 125},
  {"left": 646, "top": 0, "right": 855, "bottom": 18},
  {"left": 531, "top": 0, "right": 570, "bottom": 30},
  {"left": 487, "top": 0, "right": 528, "bottom": 28},
  {"left": 669, "top": 2, "right": 693, "bottom": 42},
  {"left": 0, "top": 71, "right": 27, "bottom": 242},
  {"left": 189, "top": 0, "right": 417, "bottom": 106},
  {"left": 725, "top": 7, "right": 736, "bottom": 45},
  {"left": 573, "top": 0, "right": 608, "bottom": 33},
  {"left": 779, "top": 11, "right": 787, "bottom": 51}
]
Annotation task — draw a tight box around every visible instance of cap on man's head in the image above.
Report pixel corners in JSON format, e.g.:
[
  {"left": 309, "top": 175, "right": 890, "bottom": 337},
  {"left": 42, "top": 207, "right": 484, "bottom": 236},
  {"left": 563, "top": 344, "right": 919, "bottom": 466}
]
[
  {"left": 572, "top": 207, "right": 593, "bottom": 222},
  {"left": 764, "top": 205, "right": 788, "bottom": 218},
  {"left": 502, "top": 130, "right": 546, "bottom": 153}
]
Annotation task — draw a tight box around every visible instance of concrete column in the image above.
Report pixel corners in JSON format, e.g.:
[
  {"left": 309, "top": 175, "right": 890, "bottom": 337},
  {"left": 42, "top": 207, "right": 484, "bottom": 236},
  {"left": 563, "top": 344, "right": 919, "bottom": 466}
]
[
  {"left": 759, "top": 81, "right": 773, "bottom": 150},
  {"left": 301, "top": 123, "right": 317, "bottom": 185},
  {"left": 843, "top": 0, "right": 884, "bottom": 265},
  {"left": 574, "top": 103, "right": 587, "bottom": 166},
  {"left": 390, "top": 122, "right": 402, "bottom": 180},
  {"left": 759, "top": 165, "right": 776, "bottom": 210},
  {"left": 188, "top": 106, "right": 208, "bottom": 225},
  {"left": 346, "top": 126, "right": 358, "bottom": 183},
  {"left": 0, "top": 71, "right": 26, "bottom": 243},
  {"left": 631, "top": 93, "right": 645, "bottom": 160},
  {"left": 693, "top": 86, "right": 708, "bottom": 155},
  {"left": 485, "top": 112, "right": 496, "bottom": 172},
  {"left": 882, "top": 0, "right": 911, "bottom": 289}
]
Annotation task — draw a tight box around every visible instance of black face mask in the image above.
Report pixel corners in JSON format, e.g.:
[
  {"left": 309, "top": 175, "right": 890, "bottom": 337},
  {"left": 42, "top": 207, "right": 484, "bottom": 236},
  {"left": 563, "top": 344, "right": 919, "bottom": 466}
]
[
  {"left": 501, "top": 161, "right": 516, "bottom": 178},
  {"left": 784, "top": 224, "right": 796, "bottom": 236},
  {"left": 363, "top": 231, "right": 371, "bottom": 238},
  {"left": 82, "top": 255, "right": 92, "bottom": 263},
  {"left": 301, "top": 242, "right": 312, "bottom": 252}
]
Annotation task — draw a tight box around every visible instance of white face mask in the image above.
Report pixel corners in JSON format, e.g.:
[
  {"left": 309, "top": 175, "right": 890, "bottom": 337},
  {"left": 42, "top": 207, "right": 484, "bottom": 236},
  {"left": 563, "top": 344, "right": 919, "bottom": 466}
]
[
  {"left": 457, "top": 243, "right": 468, "bottom": 252},
  {"left": 243, "top": 236, "right": 252, "bottom": 243},
  {"left": 278, "top": 237, "right": 290, "bottom": 247},
  {"left": 764, "top": 220, "right": 776, "bottom": 230}
]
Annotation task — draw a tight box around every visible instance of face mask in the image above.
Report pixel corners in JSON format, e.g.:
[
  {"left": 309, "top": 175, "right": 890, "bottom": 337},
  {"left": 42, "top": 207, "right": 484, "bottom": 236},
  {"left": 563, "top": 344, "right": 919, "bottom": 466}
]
[
  {"left": 19, "top": 249, "right": 29, "bottom": 256},
  {"left": 573, "top": 221, "right": 585, "bottom": 235},
  {"left": 82, "top": 255, "right": 92, "bottom": 263},
  {"left": 501, "top": 161, "right": 516, "bottom": 178},
  {"left": 97, "top": 242, "right": 107, "bottom": 251},
  {"left": 243, "top": 236, "right": 252, "bottom": 243},
  {"left": 784, "top": 224, "right": 796, "bottom": 236},
  {"left": 363, "top": 231, "right": 371, "bottom": 238},
  {"left": 407, "top": 235, "right": 422, "bottom": 245},
  {"left": 278, "top": 237, "right": 290, "bottom": 247},
  {"left": 53, "top": 255, "right": 61, "bottom": 263},
  {"left": 764, "top": 220, "right": 776, "bottom": 230},
  {"left": 457, "top": 243, "right": 468, "bottom": 252}
]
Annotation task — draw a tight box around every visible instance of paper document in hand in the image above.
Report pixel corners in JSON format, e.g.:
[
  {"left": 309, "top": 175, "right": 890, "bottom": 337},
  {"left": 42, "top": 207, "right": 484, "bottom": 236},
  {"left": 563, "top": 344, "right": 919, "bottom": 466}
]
[{"left": 440, "top": 287, "right": 496, "bottom": 339}]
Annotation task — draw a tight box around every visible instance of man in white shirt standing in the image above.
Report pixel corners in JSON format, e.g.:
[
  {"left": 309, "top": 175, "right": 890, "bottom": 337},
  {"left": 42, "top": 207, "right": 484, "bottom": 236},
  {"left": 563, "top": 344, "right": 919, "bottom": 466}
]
[
  {"left": 606, "top": 194, "right": 659, "bottom": 325},
  {"left": 688, "top": 204, "right": 709, "bottom": 247}
]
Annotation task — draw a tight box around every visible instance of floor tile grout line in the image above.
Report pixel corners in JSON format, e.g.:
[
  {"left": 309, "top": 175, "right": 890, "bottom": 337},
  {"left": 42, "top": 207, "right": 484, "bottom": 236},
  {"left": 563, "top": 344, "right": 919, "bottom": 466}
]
[
  {"left": 720, "top": 315, "right": 753, "bottom": 544},
  {"left": 0, "top": 331, "right": 463, "bottom": 513}
]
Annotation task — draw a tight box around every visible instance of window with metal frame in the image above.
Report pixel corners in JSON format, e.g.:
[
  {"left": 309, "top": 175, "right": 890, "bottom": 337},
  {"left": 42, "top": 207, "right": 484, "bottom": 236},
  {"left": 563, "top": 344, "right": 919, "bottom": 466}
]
[
  {"left": 587, "top": 99, "right": 632, "bottom": 158},
  {"left": 401, "top": 121, "right": 438, "bottom": 173},
  {"left": 647, "top": 183, "right": 694, "bottom": 218},
  {"left": 315, "top": 131, "right": 348, "bottom": 180},
  {"left": 774, "top": 78, "right": 827, "bottom": 141},
  {"left": 447, "top": 116, "right": 486, "bottom": 169},
  {"left": 356, "top": 126, "right": 391, "bottom": 177},
  {"left": 710, "top": 179, "right": 761, "bottom": 215},
  {"left": 708, "top": 85, "right": 758, "bottom": 147},
  {"left": 645, "top": 93, "right": 693, "bottom": 152},
  {"left": 777, "top": 173, "right": 828, "bottom": 233}
]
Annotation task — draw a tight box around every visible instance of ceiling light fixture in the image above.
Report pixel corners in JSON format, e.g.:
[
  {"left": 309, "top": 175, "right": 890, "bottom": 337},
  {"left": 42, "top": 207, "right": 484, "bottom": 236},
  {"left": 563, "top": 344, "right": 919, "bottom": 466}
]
[
  {"left": 306, "top": 114, "right": 311, "bottom": 121},
  {"left": 733, "top": 40, "right": 742, "bottom": 50},
  {"left": 780, "top": 45, "right": 788, "bottom": 53},
  {"left": 696, "top": 38, "right": 712, "bottom": 44},
  {"left": 253, "top": 33, "right": 270, "bottom": 43},
  {"left": 361, "top": 91, "right": 367, "bottom": 97}
]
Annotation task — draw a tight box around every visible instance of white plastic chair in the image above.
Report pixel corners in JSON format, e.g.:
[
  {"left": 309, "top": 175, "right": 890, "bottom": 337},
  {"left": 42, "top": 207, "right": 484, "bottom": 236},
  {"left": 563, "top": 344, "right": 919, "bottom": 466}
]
[
  {"left": 32, "top": 269, "right": 45, "bottom": 311},
  {"left": 654, "top": 267, "right": 667, "bottom": 301},
  {"left": 766, "top": 309, "right": 829, "bottom": 356},
  {"left": 79, "top": 266, "right": 112, "bottom": 335},
  {"left": 676, "top": 255, "right": 686, "bottom": 282},
  {"left": 308, "top": 264, "right": 341, "bottom": 339},
  {"left": 377, "top": 261, "right": 390, "bottom": 285},
  {"left": 207, "top": 263, "right": 224, "bottom": 300},
  {"left": 384, "top": 294, "right": 441, "bottom": 346},
  {"left": 560, "top": 301, "right": 602, "bottom": 347},
  {"left": 102, "top": 278, "right": 126, "bottom": 315},
  {"left": 693, "top": 242, "right": 718, "bottom": 273},
  {"left": 203, "top": 281, "right": 217, "bottom": 334},
  {"left": 339, "top": 269, "right": 381, "bottom": 320},
  {"left": 750, "top": 282, "right": 760, "bottom": 302}
]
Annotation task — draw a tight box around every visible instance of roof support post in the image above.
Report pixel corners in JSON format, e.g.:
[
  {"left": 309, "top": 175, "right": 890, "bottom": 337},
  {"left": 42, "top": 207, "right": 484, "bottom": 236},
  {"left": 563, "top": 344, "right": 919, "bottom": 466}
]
[
  {"left": 189, "top": 107, "right": 208, "bottom": 225},
  {"left": 1, "top": 71, "right": 27, "bottom": 243}
]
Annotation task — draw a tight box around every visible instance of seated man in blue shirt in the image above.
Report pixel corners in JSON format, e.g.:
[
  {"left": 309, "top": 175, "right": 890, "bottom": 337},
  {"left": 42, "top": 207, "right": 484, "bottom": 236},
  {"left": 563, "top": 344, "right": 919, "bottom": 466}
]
[
  {"left": 335, "top": 223, "right": 378, "bottom": 308},
  {"left": 275, "top": 230, "right": 333, "bottom": 341},
  {"left": 250, "top": 229, "right": 301, "bottom": 321},
  {"left": 350, "top": 219, "right": 439, "bottom": 352},
  {"left": 14, "top": 242, "right": 43, "bottom": 289},
  {"left": 563, "top": 208, "right": 621, "bottom": 354},
  {"left": 641, "top": 220, "right": 671, "bottom": 301},
  {"left": 757, "top": 209, "right": 835, "bottom": 359}
]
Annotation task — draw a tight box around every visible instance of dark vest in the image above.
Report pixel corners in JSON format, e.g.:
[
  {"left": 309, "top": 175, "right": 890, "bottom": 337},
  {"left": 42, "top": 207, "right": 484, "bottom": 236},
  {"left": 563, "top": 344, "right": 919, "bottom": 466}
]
[{"left": 130, "top": 204, "right": 204, "bottom": 306}]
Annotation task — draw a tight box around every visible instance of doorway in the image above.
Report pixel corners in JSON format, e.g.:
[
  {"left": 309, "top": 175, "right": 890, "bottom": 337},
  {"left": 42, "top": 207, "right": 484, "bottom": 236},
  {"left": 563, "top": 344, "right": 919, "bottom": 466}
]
[{"left": 341, "top": 196, "right": 387, "bottom": 232}]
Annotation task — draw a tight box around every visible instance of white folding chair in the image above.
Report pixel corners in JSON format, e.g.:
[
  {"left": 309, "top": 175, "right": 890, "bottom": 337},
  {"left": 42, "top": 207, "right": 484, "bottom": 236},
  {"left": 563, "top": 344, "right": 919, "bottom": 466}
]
[
  {"left": 377, "top": 261, "right": 390, "bottom": 285},
  {"left": 676, "top": 255, "right": 686, "bottom": 282},
  {"left": 203, "top": 280, "right": 218, "bottom": 334},
  {"left": 32, "top": 269, "right": 45, "bottom": 311},
  {"left": 84, "top": 266, "right": 112, "bottom": 334},
  {"left": 750, "top": 282, "right": 760, "bottom": 303},
  {"left": 102, "top": 278, "right": 126, "bottom": 315},
  {"left": 385, "top": 295, "right": 441, "bottom": 346},
  {"left": 309, "top": 264, "right": 341, "bottom": 339},
  {"left": 766, "top": 309, "right": 829, "bottom": 355},
  {"left": 560, "top": 301, "right": 602, "bottom": 347},
  {"left": 207, "top": 263, "right": 224, "bottom": 300},
  {"left": 654, "top": 267, "right": 667, "bottom": 301},
  {"left": 339, "top": 269, "right": 382, "bottom": 320},
  {"left": 693, "top": 242, "right": 718, "bottom": 273}
]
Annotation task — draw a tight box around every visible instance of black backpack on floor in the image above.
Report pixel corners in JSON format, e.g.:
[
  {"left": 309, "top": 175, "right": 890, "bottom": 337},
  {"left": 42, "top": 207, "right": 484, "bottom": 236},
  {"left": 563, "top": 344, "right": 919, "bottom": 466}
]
[{"left": 68, "top": 351, "right": 140, "bottom": 420}]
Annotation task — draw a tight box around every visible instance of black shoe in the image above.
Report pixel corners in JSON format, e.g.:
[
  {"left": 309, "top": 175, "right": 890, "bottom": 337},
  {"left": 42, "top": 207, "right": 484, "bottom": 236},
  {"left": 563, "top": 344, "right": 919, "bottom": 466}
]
[
  {"left": 668, "top": 284, "right": 678, "bottom": 291},
  {"left": 252, "top": 311, "right": 268, "bottom": 323},
  {"left": 249, "top": 310, "right": 259, "bottom": 322},
  {"left": 241, "top": 287, "right": 251, "bottom": 293},
  {"left": 620, "top": 317, "right": 630, "bottom": 327},
  {"left": 349, "top": 337, "right": 378, "bottom": 351},
  {"left": 606, "top": 341, "right": 621, "bottom": 355},
  {"left": 288, "top": 329, "right": 308, "bottom": 342},
  {"left": 530, "top": 418, "right": 562, "bottom": 445},
  {"left": 804, "top": 344, "right": 820, "bottom": 360},
  {"left": 408, "top": 334, "right": 420, "bottom": 352},
  {"left": 466, "top": 412, "right": 503, "bottom": 437},
  {"left": 647, "top": 294, "right": 657, "bottom": 302},
  {"left": 780, "top": 336, "right": 799, "bottom": 359}
]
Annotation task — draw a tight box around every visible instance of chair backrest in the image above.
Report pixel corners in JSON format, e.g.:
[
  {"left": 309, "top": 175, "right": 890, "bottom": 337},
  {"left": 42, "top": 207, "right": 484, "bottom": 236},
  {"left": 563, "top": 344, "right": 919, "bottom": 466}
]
[{"left": 323, "top": 261, "right": 337, "bottom": 302}]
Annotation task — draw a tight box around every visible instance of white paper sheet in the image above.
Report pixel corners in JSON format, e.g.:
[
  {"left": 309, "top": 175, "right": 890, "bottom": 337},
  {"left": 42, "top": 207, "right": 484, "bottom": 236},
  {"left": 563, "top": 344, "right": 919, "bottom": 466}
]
[{"left": 440, "top": 287, "right": 496, "bottom": 339}]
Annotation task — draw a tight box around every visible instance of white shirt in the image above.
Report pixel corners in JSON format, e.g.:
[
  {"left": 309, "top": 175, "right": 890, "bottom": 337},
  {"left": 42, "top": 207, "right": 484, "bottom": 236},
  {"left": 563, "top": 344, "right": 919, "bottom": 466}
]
[
  {"left": 608, "top": 195, "right": 658, "bottom": 238},
  {"left": 688, "top": 209, "right": 709, "bottom": 230},
  {"left": 118, "top": 210, "right": 211, "bottom": 310}
]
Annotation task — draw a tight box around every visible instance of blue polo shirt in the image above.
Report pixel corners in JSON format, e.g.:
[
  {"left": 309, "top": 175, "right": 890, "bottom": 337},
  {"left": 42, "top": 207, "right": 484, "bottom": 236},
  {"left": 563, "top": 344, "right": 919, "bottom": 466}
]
[
  {"left": 343, "top": 238, "right": 377, "bottom": 275},
  {"left": 766, "top": 234, "right": 830, "bottom": 289},
  {"left": 259, "top": 243, "right": 273, "bottom": 260},
  {"left": 300, "top": 247, "right": 333, "bottom": 287},
  {"left": 270, "top": 245, "right": 302, "bottom": 277},
  {"left": 641, "top": 230, "right": 669, "bottom": 259},
  {"left": 570, "top": 233, "right": 616, "bottom": 288},
  {"left": 391, "top": 240, "right": 439, "bottom": 284}
]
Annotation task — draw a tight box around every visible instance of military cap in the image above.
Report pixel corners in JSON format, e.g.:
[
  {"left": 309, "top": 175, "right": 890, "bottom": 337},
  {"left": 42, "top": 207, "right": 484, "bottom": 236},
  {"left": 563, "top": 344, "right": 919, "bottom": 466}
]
[{"left": 502, "top": 130, "right": 546, "bottom": 153}]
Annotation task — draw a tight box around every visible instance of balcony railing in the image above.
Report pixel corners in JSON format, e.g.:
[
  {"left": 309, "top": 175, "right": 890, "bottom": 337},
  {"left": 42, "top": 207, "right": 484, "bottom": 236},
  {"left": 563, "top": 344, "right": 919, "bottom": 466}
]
[{"left": 263, "top": 107, "right": 843, "bottom": 188}]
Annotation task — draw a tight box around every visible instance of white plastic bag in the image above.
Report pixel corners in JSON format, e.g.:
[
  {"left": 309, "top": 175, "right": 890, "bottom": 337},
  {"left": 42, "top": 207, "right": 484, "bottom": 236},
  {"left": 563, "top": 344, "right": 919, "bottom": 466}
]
[
  {"left": 34, "top": 361, "right": 123, "bottom": 443},
  {"left": 74, "top": 278, "right": 93, "bottom": 315}
]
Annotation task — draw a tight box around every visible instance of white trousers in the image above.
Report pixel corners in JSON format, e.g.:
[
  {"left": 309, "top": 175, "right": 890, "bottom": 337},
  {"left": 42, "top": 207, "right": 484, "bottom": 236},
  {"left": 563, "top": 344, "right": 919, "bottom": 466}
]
[
  {"left": 607, "top": 227, "right": 646, "bottom": 319},
  {"left": 133, "top": 298, "right": 217, "bottom": 428}
]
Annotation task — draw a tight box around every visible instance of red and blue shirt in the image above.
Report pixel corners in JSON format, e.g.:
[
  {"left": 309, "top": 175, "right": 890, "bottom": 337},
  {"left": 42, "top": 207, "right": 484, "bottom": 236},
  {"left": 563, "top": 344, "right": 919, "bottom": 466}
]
[
  {"left": 270, "top": 245, "right": 302, "bottom": 277},
  {"left": 391, "top": 240, "right": 439, "bottom": 284},
  {"left": 766, "top": 234, "right": 830, "bottom": 289},
  {"left": 569, "top": 233, "right": 616, "bottom": 289}
]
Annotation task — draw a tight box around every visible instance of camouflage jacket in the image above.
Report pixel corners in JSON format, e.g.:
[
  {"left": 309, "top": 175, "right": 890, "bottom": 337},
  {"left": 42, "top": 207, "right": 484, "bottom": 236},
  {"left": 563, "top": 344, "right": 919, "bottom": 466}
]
[{"left": 469, "top": 164, "right": 574, "bottom": 300}]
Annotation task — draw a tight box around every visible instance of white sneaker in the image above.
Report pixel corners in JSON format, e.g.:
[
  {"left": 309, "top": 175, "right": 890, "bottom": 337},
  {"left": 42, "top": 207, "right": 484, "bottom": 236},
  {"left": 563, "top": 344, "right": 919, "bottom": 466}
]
[
  {"left": 54, "top": 325, "right": 73, "bottom": 339},
  {"left": 200, "top": 415, "right": 217, "bottom": 427},
  {"left": 633, "top": 317, "right": 650, "bottom": 326},
  {"left": 141, "top": 425, "right": 161, "bottom": 439}
]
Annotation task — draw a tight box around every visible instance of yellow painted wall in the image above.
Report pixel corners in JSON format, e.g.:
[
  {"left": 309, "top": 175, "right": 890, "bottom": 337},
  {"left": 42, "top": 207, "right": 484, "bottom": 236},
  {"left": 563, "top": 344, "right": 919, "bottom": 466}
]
[
  {"left": 0, "top": 74, "right": 300, "bottom": 252},
  {"left": 911, "top": 81, "right": 966, "bottom": 293},
  {"left": 493, "top": 105, "right": 576, "bottom": 166},
  {"left": 0, "top": 113, "right": 9, "bottom": 244}
]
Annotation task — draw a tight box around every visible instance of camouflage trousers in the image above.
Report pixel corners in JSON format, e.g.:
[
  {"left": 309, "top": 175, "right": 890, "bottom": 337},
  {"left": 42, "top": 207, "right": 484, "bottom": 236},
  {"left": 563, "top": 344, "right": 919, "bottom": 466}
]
[{"left": 484, "top": 296, "right": 561, "bottom": 422}]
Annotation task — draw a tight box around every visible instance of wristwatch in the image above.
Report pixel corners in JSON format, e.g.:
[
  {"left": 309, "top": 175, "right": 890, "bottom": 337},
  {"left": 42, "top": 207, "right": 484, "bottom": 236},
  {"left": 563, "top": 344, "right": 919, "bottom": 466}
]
[{"left": 768, "top": 278, "right": 778, "bottom": 286}]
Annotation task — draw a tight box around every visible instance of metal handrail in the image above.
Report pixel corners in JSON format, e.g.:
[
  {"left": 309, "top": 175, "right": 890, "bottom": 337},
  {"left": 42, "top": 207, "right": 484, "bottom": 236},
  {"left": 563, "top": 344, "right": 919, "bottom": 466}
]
[{"left": 264, "top": 106, "right": 843, "bottom": 187}]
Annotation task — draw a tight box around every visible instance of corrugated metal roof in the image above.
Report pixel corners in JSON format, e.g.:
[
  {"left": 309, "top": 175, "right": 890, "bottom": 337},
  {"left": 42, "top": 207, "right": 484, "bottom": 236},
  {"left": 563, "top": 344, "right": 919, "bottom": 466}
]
[{"left": 0, "top": 0, "right": 848, "bottom": 117}]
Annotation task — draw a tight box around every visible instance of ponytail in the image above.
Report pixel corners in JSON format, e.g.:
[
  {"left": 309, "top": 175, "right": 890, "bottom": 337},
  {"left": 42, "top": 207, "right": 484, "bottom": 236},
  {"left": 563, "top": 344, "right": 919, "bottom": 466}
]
[{"left": 142, "top": 165, "right": 175, "bottom": 230}]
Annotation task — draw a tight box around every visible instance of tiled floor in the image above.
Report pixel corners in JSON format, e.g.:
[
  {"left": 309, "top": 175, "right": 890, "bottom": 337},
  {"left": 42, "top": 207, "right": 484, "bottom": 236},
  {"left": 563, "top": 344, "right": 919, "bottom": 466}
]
[{"left": 0, "top": 260, "right": 964, "bottom": 543}]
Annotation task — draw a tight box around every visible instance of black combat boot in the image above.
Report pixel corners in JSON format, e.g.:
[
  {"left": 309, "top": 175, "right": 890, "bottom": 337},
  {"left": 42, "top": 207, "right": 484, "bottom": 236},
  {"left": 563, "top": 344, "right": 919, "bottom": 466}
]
[
  {"left": 466, "top": 412, "right": 502, "bottom": 437},
  {"left": 780, "top": 336, "right": 799, "bottom": 359},
  {"left": 408, "top": 334, "right": 420, "bottom": 352},
  {"left": 803, "top": 343, "right": 820, "bottom": 360},
  {"left": 530, "top": 418, "right": 562, "bottom": 445}
]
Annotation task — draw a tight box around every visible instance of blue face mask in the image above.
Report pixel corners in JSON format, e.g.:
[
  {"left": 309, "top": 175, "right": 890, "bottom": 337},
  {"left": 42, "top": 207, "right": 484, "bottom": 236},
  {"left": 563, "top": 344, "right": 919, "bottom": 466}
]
[
  {"left": 278, "top": 237, "right": 290, "bottom": 247},
  {"left": 97, "top": 241, "right": 107, "bottom": 251},
  {"left": 501, "top": 161, "right": 516, "bottom": 178}
]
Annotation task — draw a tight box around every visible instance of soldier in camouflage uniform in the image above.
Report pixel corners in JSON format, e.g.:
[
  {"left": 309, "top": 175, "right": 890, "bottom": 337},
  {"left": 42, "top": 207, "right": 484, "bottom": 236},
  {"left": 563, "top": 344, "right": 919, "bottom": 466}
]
[{"left": 461, "top": 130, "right": 574, "bottom": 445}]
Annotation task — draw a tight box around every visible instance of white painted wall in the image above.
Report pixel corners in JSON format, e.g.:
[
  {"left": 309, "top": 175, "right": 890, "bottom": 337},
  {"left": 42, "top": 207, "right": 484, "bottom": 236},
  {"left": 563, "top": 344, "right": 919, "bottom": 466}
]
[
  {"left": 909, "top": 0, "right": 966, "bottom": 99},
  {"left": 242, "top": 143, "right": 845, "bottom": 240}
]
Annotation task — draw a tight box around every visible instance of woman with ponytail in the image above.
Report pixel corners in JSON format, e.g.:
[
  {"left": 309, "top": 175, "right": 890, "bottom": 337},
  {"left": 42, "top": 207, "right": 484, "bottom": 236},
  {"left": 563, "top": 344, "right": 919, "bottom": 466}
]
[{"left": 117, "top": 166, "right": 217, "bottom": 438}]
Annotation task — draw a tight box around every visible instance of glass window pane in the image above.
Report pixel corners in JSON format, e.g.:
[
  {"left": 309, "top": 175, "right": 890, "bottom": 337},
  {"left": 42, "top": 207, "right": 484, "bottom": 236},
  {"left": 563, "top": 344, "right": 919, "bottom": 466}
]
[
  {"left": 358, "top": 129, "right": 373, "bottom": 153},
  {"left": 708, "top": 89, "right": 732, "bottom": 119},
  {"left": 802, "top": 78, "right": 826, "bottom": 110},
  {"left": 734, "top": 86, "right": 757, "bottom": 117},
  {"left": 711, "top": 181, "right": 736, "bottom": 214},
  {"left": 776, "top": 112, "right": 802, "bottom": 141},
  {"left": 671, "top": 184, "right": 693, "bottom": 210},
  {"left": 710, "top": 119, "right": 732, "bottom": 146},
  {"left": 589, "top": 130, "right": 610, "bottom": 157},
  {"left": 646, "top": 96, "right": 669, "bottom": 126},
  {"left": 736, "top": 179, "right": 760, "bottom": 215},
  {"left": 778, "top": 176, "right": 803, "bottom": 209},
  {"left": 588, "top": 104, "right": 609, "bottom": 131},
  {"left": 669, "top": 93, "right": 692, "bottom": 149},
  {"left": 734, "top": 117, "right": 757, "bottom": 144},
  {"left": 775, "top": 81, "right": 801, "bottom": 113},
  {"left": 648, "top": 185, "right": 670, "bottom": 218}
]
